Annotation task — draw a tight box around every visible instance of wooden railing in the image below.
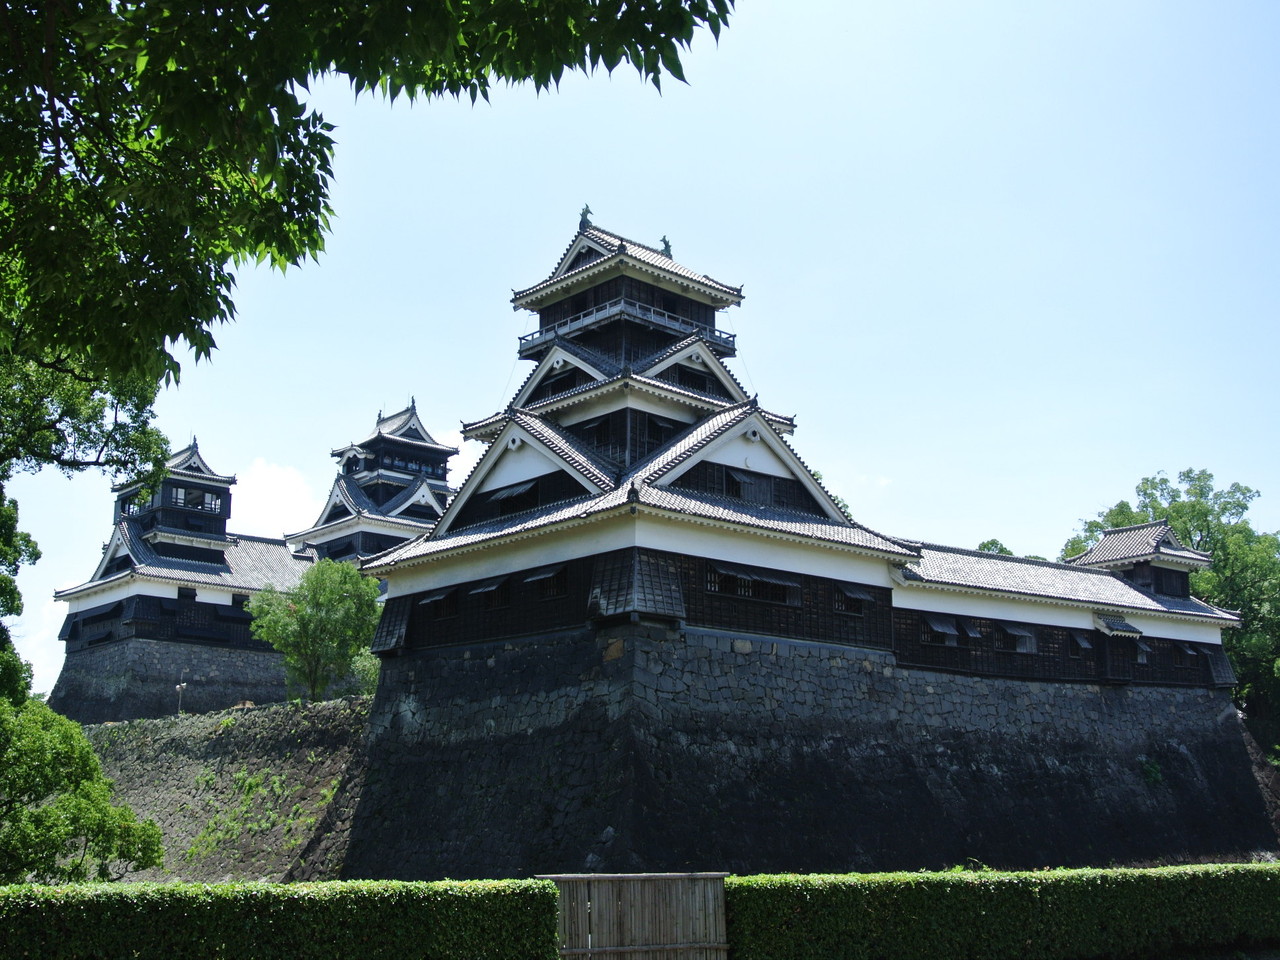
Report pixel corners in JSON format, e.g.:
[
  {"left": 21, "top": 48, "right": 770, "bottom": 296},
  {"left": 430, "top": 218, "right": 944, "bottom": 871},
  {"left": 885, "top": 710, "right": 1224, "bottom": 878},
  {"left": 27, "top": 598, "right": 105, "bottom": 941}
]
[
  {"left": 519, "top": 299, "right": 735, "bottom": 356},
  {"left": 540, "top": 874, "right": 728, "bottom": 960}
]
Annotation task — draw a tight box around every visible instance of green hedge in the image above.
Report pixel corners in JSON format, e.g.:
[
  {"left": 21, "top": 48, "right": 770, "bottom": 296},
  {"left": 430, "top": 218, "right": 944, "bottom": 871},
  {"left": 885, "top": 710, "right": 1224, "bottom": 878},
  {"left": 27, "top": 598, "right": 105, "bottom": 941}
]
[
  {"left": 725, "top": 864, "right": 1280, "bottom": 960},
  {"left": 0, "top": 879, "right": 558, "bottom": 960}
]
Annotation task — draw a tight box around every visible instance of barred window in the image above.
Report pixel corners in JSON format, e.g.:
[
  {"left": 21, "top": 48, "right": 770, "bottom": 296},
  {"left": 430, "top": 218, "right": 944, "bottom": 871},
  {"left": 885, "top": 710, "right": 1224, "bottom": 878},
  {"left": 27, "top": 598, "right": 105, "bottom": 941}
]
[
  {"left": 469, "top": 577, "right": 510, "bottom": 611},
  {"left": 705, "top": 561, "right": 800, "bottom": 606},
  {"left": 998, "top": 622, "right": 1037, "bottom": 654},
  {"left": 419, "top": 587, "right": 459, "bottom": 619},
  {"left": 835, "top": 583, "right": 874, "bottom": 616},
  {"left": 526, "top": 565, "right": 569, "bottom": 600},
  {"left": 922, "top": 613, "right": 961, "bottom": 646}
]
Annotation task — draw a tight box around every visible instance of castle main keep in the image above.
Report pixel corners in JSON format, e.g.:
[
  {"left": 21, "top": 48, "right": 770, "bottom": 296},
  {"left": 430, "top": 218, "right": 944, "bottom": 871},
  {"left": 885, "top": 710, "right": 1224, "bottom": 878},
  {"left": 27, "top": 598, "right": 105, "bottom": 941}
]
[
  {"left": 343, "top": 216, "right": 1271, "bottom": 876},
  {"left": 48, "top": 214, "right": 1276, "bottom": 874}
]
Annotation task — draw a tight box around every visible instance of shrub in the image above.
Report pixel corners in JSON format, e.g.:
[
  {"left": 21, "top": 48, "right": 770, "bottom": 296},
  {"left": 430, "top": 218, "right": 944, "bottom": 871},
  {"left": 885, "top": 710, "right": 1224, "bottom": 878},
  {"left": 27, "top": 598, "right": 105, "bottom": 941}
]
[
  {"left": 0, "top": 879, "right": 558, "bottom": 960},
  {"left": 725, "top": 864, "right": 1280, "bottom": 960}
]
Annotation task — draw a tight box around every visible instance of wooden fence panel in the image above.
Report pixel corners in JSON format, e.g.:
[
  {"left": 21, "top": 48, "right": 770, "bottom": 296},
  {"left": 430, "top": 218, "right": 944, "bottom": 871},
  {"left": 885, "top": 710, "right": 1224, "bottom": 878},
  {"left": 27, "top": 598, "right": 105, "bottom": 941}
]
[{"left": 539, "top": 874, "right": 728, "bottom": 960}]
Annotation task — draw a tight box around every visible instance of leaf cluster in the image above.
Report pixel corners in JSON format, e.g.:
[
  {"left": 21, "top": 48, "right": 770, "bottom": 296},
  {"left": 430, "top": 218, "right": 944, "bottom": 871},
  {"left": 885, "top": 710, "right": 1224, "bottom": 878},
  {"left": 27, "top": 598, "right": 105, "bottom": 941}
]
[
  {"left": 248, "top": 559, "right": 382, "bottom": 701},
  {"left": 4, "top": 0, "right": 733, "bottom": 395},
  {"left": 0, "top": 646, "right": 162, "bottom": 884}
]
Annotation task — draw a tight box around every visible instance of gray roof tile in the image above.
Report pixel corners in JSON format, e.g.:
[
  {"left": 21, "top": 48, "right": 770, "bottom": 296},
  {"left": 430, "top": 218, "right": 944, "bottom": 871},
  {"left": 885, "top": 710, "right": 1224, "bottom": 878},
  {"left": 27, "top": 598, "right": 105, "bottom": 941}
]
[
  {"left": 61, "top": 521, "right": 315, "bottom": 596},
  {"left": 635, "top": 486, "right": 916, "bottom": 557},
  {"left": 1065, "top": 520, "right": 1211, "bottom": 567},
  {"left": 900, "top": 543, "right": 1235, "bottom": 621},
  {"left": 508, "top": 412, "right": 618, "bottom": 490},
  {"left": 514, "top": 225, "right": 743, "bottom": 302}
]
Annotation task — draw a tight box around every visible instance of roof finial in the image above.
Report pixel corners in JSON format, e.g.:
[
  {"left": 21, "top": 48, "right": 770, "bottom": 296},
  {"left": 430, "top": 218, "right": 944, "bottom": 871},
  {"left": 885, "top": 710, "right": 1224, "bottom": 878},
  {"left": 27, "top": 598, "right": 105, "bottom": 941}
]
[
  {"left": 410, "top": 395, "right": 416, "bottom": 409},
  {"left": 579, "top": 203, "right": 593, "bottom": 231},
  {"left": 190, "top": 434, "right": 198, "bottom": 449},
  {"left": 660, "top": 235, "right": 672, "bottom": 258}
]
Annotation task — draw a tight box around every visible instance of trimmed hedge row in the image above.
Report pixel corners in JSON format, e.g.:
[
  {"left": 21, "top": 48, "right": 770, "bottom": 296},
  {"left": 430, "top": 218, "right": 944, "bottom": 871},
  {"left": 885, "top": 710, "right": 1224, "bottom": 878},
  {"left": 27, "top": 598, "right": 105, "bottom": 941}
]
[
  {"left": 0, "top": 879, "right": 559, "bottom": 960},
  {"left": 725, "top": 865, "right": 1280, "bottom": 960}
]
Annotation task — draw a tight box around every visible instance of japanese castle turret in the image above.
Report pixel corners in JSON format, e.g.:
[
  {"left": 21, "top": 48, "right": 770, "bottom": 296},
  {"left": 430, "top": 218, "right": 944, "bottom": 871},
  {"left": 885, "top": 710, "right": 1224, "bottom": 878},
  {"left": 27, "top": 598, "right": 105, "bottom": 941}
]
[
  {"left": 48, "top": 442, "right": 314, "bottom": 723},
  {"left": 348, "top": 216, "right": 1268, "bottom": 880},
  {"left": 288, "top": 402, "right": 457, "bottom": 561}
]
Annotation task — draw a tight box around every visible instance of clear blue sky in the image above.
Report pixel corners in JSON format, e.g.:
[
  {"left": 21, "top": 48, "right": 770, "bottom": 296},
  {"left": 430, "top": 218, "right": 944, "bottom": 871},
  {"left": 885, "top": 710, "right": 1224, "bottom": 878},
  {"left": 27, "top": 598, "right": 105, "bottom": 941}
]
[{"left": 11, "top": 1, "right": 1280, "bottom": 694}]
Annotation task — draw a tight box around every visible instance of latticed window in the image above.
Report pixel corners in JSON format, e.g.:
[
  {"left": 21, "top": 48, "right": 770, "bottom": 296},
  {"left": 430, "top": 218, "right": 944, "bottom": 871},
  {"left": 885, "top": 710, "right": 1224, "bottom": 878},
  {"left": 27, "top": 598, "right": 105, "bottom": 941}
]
[
  {"left": 835, "top": 583, "right": 874, "bottom": 616},
  {"left": 997, "top": 623, "right": 1037, "bottom": 653},
  {"left": 705, "top": 561, "right": 799, "bottom": 606},
  {"left": 526, "top": 565, "right": 569, "bottom": 600},
  {"left": 922, "top": 613, "right": 961, "bottom": 646},
  {"left": 470, "top": 577, "right": 510, "bottom": 610},
  {"left": 419, "top": 587, "right": 459, "bottom": 619}
]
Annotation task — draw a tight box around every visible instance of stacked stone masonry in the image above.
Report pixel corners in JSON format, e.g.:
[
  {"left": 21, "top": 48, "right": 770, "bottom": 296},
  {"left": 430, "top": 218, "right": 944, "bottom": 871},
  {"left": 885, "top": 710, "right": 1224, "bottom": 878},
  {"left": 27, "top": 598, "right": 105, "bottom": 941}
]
[
  {"left": 50, "top": 638, "right": 287, "bottom": 724},
  {"left": 341, "top": 626, "right": 1275, "bottom": 880}
]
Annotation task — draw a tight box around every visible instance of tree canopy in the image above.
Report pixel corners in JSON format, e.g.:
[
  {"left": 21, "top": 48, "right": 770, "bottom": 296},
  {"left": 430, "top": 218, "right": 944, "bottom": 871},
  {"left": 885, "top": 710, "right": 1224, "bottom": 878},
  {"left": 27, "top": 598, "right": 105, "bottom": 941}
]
[
  {"left": 5, "top": 1, "right": 733, "bottom": 392},
  {"left": 248, "top": 559, "right": 383, "bottom": 701},
  {"left": 1062, "top": 468, "right": 1280, "bottom": 749},
  {"left": 0, "top": 645, "right": 163, "bottom": 883}
]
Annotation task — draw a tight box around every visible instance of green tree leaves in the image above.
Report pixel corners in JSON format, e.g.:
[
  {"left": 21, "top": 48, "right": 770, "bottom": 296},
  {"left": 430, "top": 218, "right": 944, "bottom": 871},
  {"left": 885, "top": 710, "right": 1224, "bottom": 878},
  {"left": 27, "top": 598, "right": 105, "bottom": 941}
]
[
  {"left": 248, "top": 559, "right": 382, "bottom": 701},
  {"left": 0, "top": 646, "right": 163, "bottom": 883},
  {"left": 6, "top": 1, "right": 733, "bottom": 393}
]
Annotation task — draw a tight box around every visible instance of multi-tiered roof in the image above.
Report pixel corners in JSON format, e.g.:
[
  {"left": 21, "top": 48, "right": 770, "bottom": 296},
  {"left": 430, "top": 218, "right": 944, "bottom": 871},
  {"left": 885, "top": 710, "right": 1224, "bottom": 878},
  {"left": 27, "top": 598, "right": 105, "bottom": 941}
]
[
  {"left": 368, "top": 214, "right": 894, "bottom": 578},
  {"left": 288, "top": 402, "right": 457, "bottom": 561},
  {"left": 366, "top": 214, "right": 1239, "bottom": 680}
]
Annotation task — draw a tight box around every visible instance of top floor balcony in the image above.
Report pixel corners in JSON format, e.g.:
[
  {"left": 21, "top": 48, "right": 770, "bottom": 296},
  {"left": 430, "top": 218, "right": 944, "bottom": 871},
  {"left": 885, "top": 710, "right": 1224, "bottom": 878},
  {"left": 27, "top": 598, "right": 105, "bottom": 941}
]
[{"left": 518, "top": 298, "right": 736, "bottom": 359}]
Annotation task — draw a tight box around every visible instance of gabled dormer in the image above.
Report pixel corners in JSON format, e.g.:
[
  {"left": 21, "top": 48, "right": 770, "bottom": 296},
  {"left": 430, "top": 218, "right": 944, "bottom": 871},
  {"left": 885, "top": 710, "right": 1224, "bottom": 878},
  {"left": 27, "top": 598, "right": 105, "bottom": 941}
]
[
  {"left": 435, "top": 417, "right": 613, "bottom": 535},
  {"left": 511, "top": 343, "right": 615, "bottom": 409},
  {"left": 512, "top": 212, "right": 743, "bottom": 363},
  {"left": 112, "top": 440, "right": 234, "bottom": 538},
  {"left": 639, "top": 337, "right": 752, "bottom": 406},
  {"left": 648, "top": 405, "right": 846, "bottom": 522},
  {"left": 1064, "top": 520, "right": 1210, "bottom": 598}
]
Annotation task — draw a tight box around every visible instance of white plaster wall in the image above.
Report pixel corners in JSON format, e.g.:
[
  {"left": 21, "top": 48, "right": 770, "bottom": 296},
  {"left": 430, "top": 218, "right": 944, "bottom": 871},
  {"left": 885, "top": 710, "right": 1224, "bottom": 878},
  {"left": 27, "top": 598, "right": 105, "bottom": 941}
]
[
  {"left": 477, "top": 442, "right": 568, "bottom": 490},
  {"left": 383, "top": 512, "right": 639, "bottom": 597},
  {"left": 1124, "top": 613, "right": 1225, "bottom": 645},
  {"left": 893, "top": 582, "right": 1224, "bottom": 645},
  {"left": 554, "top": 390, "right": 700, "bottom": 427},
  {"left": 384, "top": 510, "right": 895, "bottom": 599},
  {"left": 64, "top": 579, "right": 183, "bottom": 613},
  {"left": 633, "top": 512, "right": 894, "bottom": 585},
  {"left": 701, "top": 434, "right": 793, "bottom": 477}
]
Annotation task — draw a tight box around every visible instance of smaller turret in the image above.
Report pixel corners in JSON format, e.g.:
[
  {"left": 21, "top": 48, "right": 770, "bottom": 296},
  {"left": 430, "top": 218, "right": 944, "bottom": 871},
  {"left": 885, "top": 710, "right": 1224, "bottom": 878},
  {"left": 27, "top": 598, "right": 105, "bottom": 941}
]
[
  {"left": 113, "top": 440, "right": 234, "bottom": 538},
  {"left": 1064, "top": 520, "right": 1210, "bottom": 598}
]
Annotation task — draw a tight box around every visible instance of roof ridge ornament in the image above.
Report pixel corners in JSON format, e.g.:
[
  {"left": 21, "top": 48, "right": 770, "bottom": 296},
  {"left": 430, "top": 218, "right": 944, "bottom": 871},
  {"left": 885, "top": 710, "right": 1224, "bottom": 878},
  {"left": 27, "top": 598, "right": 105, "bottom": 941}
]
[
  {"left": 661, "top": 235, "right": 672, "bottom": 258},
  {"left": 579, "top": 203, "right": 592, "bottom": 232}
]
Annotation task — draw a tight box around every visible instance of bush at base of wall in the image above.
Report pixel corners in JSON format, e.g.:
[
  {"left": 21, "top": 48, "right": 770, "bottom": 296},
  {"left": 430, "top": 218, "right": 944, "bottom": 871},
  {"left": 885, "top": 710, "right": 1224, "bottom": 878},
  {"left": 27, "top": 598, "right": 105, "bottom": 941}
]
[
  {"left": 725, "top": 864, "right": 1280, "bottom": 960},
  {"left": 0, "top": 879, "right": 559, "bottom": 960}
]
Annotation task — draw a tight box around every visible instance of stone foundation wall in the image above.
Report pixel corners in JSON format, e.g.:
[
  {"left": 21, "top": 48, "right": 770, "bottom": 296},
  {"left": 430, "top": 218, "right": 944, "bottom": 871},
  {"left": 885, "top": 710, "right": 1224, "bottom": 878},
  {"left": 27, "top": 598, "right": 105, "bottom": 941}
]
[
  {"left": 49, "top": 637, "right": 288, "bottom": 724},
  {"left": 340, "top": 625, "right": 1277, "bottom": 879},
  {"left": 87, "top": 698, "right": 369, "bottom": 882},
  {"left": 80, "top": 625, "right": 1278, "bottom": 882}
]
